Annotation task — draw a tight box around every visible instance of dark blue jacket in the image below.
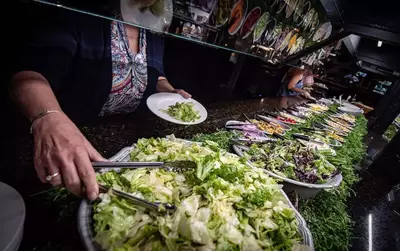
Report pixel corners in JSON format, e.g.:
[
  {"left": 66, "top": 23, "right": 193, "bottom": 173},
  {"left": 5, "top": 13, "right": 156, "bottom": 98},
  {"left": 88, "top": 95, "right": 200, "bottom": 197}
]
[{"left": 16, "top": 9, "right": 165, "bottom": 122}]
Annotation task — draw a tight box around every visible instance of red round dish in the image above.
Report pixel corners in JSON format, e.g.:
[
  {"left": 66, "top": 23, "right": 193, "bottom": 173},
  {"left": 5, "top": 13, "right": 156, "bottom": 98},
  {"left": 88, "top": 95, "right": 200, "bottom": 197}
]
[{"left": 239, "top": 7, "right": 261, "bottom": 39}]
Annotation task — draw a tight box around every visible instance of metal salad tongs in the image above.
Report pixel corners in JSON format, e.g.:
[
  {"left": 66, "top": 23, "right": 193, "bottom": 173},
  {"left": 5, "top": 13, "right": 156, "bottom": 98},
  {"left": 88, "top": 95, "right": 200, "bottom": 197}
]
[
  {"left": 97, "top": 183, "right": 176, "bottom": 212},
  {"left": 93, "top": 161, "right": 197, "bottom": 212},
  {"left": 243, "top": 114, "right": 285, "bottom": 140},
  {"left": 92, "top": 160, "right": 196, "bottom": 172}
]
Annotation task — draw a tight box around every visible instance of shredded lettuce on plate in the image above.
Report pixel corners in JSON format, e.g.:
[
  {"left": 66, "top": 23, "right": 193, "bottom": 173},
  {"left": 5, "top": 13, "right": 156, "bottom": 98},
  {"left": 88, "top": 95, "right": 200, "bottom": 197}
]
[
  {"left": 94, "top": 135, "right": 301, "bottom": 251},
  {"left": 161, "top": 102, "right": 200, "bottom": 122}
]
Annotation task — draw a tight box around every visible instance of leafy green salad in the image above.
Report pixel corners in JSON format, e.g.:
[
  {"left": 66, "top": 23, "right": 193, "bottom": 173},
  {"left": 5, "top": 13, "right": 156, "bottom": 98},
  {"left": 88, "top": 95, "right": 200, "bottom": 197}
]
[
  {"left": 244, "top": 140, "right": 338, "bottom": 184},
  {"left": 94, "top": 136, "right": 301, "bottom": 251},
  {"left": 161, "top": 102, "right": 200, "bottom": 122}
]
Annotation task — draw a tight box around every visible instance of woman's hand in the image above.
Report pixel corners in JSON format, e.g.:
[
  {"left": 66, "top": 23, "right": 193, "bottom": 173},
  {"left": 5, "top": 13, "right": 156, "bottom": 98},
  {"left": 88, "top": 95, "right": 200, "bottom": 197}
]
[
  {"left": 301, "top": 91, "right": 315, "bottom": 100},
  {"left": 156, "top": 78, "right": 192, "bottom": 99},
  {"left": 32, "top": 112, "right": 106, "bottom": 200},
  {"left": 173, "top": 89, "right": 192, "bottom": 99}
]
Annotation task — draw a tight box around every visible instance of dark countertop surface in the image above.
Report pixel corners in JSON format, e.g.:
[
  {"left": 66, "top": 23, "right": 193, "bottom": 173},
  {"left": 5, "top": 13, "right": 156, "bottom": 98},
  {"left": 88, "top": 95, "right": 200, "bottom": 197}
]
[
  {"left": 1, "top": 96, "right": 399, "bottom": 251},
  {"left": 350, "top": 132, "right": 400, "bottom": 251}
]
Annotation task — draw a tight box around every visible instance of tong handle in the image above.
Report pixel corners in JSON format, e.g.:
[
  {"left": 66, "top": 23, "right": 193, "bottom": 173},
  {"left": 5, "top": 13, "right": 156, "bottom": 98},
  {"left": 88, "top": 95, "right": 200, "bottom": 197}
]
[
  {"left": 264, "top": 111, "right": 278, "bottom": 118},
  {"left": 242, "top": 114, "right": 253, "bottom": 122},
  {"left": 273, "top": 133, "right": 286, "bottom": 140},
  {"left": 93, "top": 161, "right": 164, "bottom": 169},
  {"left": 292, "top": 134, "right": 310, "bottom": 141}
]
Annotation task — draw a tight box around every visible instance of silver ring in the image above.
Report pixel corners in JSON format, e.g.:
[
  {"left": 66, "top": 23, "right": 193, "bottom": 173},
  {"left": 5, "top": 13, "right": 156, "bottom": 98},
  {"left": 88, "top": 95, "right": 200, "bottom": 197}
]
[{"left": 46, "top": 172, "right": 60, "bottom": 182}]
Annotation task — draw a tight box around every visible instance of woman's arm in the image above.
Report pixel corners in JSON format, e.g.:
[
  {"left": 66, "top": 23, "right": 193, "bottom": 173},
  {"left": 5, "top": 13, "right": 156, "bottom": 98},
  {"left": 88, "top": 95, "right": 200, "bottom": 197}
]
[
  {"left": 156, "top": 77, "right": 192, "bottom": 98},
  {"left": 10, "top": 10, "right": 106, "bottom": 200},
  {"left": 10, "top": 71, "right": 105, "bottom": 200},
  {"left": 287, "top": 74, "right": 306, "bottom": 95},
  {"left": 11, "top": 72, "right": 61, "bottom": 120}
]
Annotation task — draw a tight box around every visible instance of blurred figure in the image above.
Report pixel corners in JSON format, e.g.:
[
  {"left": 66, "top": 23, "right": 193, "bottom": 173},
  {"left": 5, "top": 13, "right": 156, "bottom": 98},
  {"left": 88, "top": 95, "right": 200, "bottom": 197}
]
[{"left": 278, "top": 66, "right": 314, "bottom": 99}]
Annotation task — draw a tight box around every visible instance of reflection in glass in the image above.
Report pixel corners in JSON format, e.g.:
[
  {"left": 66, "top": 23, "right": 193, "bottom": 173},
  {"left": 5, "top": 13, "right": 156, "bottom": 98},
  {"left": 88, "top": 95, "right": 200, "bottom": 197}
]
[{"left": 32, "top": 0, "right": 334, "bottom": 64}]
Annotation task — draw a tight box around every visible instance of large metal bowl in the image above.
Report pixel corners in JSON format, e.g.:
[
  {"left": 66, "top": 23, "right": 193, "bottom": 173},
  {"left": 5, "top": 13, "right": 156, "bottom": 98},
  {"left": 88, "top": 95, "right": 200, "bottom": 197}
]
[{"left": 78, "top": 141, "right": 314, "bottom": 251}]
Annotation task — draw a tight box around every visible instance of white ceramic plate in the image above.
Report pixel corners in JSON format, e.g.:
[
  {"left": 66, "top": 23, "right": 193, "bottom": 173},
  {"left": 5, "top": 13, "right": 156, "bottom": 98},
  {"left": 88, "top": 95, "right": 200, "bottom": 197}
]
[
  {"left": 120, "top": 0, "right": 173, "bottom": 32},
  {"left": 146, "top": 93, "right": 207, "bottom": 125}
]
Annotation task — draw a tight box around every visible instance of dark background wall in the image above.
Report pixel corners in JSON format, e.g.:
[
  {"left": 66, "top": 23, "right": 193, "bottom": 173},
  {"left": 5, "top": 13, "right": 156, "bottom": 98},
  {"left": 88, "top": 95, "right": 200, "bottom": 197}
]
[
  {"left": 163, "top": 37, "right": 238, "bottom": 103},
  {"left": 344, "top": 0, "right": 400, "bottom": 35},
  {"left": 357, "top": 39, "right": 400, "bottom": 72}
]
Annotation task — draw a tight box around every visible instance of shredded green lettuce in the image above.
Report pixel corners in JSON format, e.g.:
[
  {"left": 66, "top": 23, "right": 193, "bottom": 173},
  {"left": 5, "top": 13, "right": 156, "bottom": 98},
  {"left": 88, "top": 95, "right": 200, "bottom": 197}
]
[
  {"left": 94, "top": 136, "right": 300, "bottom": 250},
  {"left": 161, "top": 102, "right": 200, "bottom": 122}
]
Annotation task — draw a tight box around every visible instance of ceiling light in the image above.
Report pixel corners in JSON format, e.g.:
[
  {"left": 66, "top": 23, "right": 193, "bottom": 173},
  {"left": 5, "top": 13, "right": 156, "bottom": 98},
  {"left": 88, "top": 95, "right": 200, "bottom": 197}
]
[{"left": 377, "top": 41, "right": 382, "bottom": 47}]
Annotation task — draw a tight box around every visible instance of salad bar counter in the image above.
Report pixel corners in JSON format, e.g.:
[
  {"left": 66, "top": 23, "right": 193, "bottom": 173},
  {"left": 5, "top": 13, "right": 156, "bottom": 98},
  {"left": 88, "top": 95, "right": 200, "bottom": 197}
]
[{"left": 16, "top": 97, "right": 373, "bottom": 251}]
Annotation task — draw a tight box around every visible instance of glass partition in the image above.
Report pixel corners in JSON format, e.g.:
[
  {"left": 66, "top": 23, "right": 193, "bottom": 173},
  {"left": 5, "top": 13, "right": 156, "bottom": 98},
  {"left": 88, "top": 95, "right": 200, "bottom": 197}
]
[{"left": 33, "top": 0, "right": 335, "bottom": 65}]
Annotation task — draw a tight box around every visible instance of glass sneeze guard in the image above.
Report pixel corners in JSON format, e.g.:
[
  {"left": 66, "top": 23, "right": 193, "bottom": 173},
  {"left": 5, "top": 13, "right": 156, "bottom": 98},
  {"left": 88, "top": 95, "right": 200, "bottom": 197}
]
[{"left": 33, "top": 0, "right": 335, "bottom": 65}]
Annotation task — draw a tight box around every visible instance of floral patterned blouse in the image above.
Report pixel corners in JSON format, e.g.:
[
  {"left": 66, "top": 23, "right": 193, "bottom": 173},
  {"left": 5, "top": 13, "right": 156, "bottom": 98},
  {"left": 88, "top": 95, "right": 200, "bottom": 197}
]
[{"left": 99, "top": 21, "right": 148, "bottom": 116}]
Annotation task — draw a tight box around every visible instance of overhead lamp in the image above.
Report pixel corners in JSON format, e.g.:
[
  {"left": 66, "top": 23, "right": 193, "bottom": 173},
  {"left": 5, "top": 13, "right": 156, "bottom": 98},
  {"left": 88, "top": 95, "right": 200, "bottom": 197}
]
[{"left": 377, "top": 41, "right": 382, "bottom": 47}]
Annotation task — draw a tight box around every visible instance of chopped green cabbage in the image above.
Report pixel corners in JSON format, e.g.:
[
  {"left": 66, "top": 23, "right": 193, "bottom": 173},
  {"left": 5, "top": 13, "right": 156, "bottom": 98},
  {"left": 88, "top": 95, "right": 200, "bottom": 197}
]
[
  {"left": 94, "top": 136, "right": 300, "bottom": 250},
  {"left": 161, "top": 102, "right": 200, "bottom": 122}
]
